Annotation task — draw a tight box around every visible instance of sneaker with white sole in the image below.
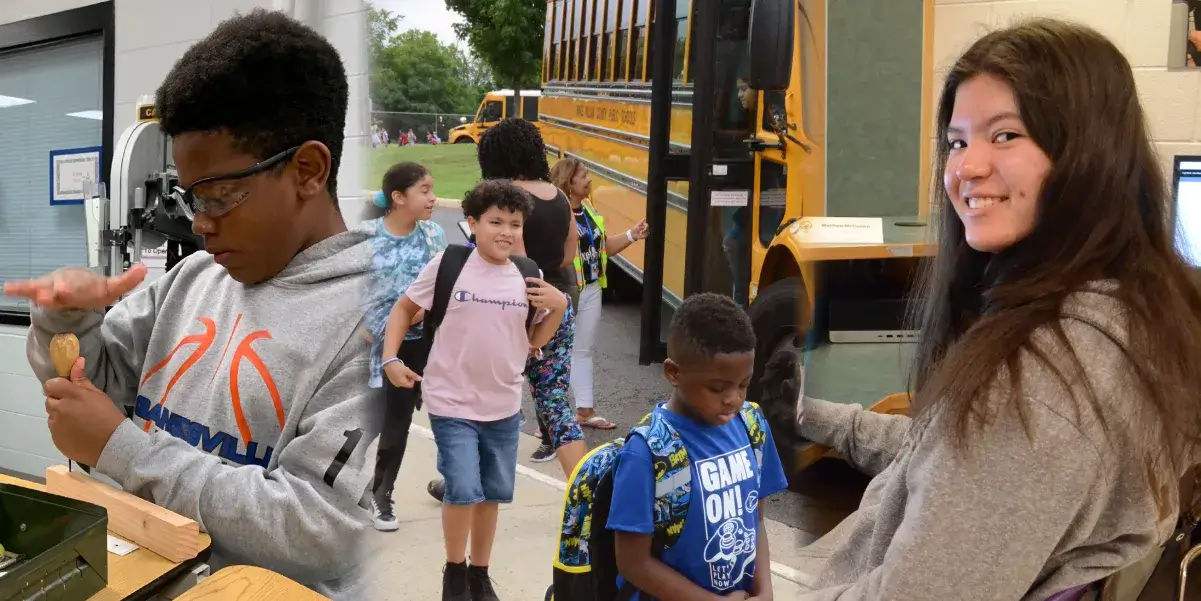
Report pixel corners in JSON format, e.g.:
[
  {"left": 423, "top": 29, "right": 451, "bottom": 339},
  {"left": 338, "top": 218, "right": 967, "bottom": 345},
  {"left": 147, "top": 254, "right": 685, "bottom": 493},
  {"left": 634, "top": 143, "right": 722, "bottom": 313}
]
[
  {"left": 373, "top": 499, "right": 399, "bottom": 532},
  {"left": 530, "top": 444, "right": 556, "bottom": 463}
]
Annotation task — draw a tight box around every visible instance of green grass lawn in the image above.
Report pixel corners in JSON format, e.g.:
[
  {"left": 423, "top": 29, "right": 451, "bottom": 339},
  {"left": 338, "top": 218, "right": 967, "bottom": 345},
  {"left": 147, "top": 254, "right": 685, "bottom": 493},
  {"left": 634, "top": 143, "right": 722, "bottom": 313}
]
[{"left": 366, "top": 143, "right": 481, "bottom": 202}]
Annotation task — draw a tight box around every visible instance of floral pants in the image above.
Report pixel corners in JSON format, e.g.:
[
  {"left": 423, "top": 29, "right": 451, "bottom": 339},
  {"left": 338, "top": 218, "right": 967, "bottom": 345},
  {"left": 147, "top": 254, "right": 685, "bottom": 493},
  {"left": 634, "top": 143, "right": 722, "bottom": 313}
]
[{"left": 527, "top": 301, "right": 584, "bottom": 449}]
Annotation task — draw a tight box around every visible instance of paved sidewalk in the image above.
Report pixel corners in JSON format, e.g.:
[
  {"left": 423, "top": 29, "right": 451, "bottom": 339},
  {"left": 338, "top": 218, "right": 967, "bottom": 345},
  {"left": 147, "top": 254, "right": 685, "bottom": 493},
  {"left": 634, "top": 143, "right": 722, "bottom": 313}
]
[{"left": 365, "top": 410, "right": 818, "bottom": 599}]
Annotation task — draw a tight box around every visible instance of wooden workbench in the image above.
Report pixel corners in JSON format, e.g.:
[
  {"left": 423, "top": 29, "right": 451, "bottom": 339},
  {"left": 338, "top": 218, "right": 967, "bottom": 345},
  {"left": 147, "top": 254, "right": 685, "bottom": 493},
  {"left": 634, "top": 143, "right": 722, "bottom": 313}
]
[
  {"left": 175, "top": 566, "right": 327, "bottom": 600},
  {"left": 0, "top": 472, "right": 212, "bottom": 600}
]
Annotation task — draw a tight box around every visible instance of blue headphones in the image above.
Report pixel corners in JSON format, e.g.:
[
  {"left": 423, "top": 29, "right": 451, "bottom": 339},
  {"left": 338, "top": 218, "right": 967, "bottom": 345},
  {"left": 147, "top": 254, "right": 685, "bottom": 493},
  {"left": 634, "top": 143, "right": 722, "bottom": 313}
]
[{"left": 372, "top": 190, "right": 388, "bottom": 209}]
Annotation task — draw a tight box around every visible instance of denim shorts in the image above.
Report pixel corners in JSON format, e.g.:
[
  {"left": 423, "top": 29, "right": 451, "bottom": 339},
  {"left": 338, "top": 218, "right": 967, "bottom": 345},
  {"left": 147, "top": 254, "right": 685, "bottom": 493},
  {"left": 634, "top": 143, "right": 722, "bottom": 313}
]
[{"left": 429, "top": 412, "right": 522, "bottom": 505}]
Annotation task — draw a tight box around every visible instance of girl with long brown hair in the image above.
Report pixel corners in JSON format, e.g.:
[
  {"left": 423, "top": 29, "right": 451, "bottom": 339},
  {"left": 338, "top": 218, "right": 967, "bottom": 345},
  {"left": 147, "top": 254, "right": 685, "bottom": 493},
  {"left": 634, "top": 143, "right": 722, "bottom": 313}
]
[{"left": 792, "top": 19, "right": 1201, "bottom": 599}]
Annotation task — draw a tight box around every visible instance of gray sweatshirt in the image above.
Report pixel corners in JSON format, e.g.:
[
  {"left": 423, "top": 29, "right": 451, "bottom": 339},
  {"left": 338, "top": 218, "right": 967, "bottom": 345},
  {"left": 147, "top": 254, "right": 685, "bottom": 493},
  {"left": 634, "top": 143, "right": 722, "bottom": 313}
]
[
  {"left": 796, "top": 286, "right": 1182, "bottom": 600},
  {"left": 25, "top": 228, "right": 379, "bottom": 599}
]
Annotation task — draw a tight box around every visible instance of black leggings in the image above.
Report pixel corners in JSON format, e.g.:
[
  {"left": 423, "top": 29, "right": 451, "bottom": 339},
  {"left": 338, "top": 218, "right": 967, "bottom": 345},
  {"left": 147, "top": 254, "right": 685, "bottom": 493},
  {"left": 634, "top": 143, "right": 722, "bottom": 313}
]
[{"left": 371, "top": 343, "right": 423, "bottom": 507}]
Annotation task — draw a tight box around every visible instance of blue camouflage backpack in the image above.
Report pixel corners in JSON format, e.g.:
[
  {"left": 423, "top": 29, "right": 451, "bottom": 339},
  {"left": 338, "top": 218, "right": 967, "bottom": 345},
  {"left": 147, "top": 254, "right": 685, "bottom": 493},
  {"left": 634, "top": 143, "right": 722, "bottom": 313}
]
[{"left": 546, "top": 401, "right": 769, "bottom": 601}]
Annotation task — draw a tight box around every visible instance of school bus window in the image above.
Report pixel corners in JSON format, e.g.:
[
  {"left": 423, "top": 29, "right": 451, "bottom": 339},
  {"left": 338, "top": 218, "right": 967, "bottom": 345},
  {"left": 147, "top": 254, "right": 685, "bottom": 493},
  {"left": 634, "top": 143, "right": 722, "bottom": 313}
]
[
  {"left": 615, "top": 0, "right": 634, "bottom": 81},
  {"left": 589, "top": 0, "right": 602, "bottom": 80},
  {"left": 632, "top": 0, "right": 648, "bottom": 81},
  {"left": 579, "top": 0, "right": 592, "bottom": 80},
  {"left": 758, "top": 161, "right": 788, "bottom": 248},
  {"left": 544, "top": 4, "right": 555, "bottom": 81},
  {"left": 603, "top": 0, "right": 619, "bottom": 81},
  {"left": 672, "top": 0, "right": 689, "bottom": 81},
  {"left": 592, "top": 0, "right": 603, "bottom": 80},
  {"left": 558, "top": 0, "right": 569, "bottom": 80},
  {"left": 481, "top": 100, "right": 502, "bottom": 122},
  {"left": 796, "top": 0, "right": 820, "bottom": 143},
  {"left": 569, "top": 0, "right": 581, "bottom": 80},
  {"left": 581, "top": 0, "right": 592, "bottom": 80},
  {"left": 761, "top": 89, "right": 786, "bottom": 132},
  {"left": 712, "top": 0, "right": 752, "bottom": 159}
]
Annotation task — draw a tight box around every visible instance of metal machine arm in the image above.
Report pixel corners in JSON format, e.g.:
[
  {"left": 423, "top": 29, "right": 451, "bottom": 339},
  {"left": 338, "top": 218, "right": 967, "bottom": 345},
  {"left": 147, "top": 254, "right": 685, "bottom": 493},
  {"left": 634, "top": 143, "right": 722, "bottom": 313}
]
[{"left": 87, "top": 120, "right": 202, "bottom": 277}]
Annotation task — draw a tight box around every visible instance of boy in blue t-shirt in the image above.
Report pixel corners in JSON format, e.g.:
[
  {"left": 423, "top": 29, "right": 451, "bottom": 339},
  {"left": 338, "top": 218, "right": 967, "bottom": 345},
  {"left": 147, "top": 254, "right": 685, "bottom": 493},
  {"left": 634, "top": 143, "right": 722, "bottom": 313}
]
[{"left": 607, "top": 293, "right": 790, "bottom": 600}]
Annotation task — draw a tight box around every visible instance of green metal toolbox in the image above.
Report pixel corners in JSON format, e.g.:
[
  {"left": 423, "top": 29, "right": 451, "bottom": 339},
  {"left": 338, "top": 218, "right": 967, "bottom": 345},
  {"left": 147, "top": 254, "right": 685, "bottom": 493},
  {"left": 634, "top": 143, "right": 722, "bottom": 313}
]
[{"left": 0, "top": 482, "right": 108, "bottom": 601}]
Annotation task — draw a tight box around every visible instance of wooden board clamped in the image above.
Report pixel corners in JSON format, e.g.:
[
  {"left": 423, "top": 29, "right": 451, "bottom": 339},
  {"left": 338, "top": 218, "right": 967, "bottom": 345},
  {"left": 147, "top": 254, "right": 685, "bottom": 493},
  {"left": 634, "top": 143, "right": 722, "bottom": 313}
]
[
  {"left": 49, "top": 333, "right": 79, "bottom": 378},
  {"left": 44, "top": 466, "right": 200, "bottom": 563}
]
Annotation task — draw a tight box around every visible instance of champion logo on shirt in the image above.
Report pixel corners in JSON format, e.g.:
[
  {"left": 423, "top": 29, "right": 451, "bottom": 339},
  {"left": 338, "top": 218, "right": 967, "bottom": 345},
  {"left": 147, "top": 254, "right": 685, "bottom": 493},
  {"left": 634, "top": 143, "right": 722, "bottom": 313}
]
[{"left": 453, "top": 289, "right": 529, "bottom": 311}]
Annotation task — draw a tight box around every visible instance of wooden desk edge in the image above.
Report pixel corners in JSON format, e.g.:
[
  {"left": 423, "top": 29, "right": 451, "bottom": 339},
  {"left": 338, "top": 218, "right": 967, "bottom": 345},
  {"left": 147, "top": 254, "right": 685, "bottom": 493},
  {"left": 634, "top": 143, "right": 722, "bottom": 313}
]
[{"left": 175, "top": 566, "right": 329, "bottom": 600}]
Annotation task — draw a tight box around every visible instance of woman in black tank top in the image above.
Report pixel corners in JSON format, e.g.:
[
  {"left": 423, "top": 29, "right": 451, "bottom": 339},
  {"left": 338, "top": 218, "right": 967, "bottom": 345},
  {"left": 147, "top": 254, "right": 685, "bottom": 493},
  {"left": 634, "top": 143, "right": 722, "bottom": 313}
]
[
  {"left": 474, "top": 119, "right": 579, "bottom": 304},
  {"left": 520, "top": 188, "right": 576, "bottom": 298},
  {"left": 430, "top": 119, "right": 587, "bottom": 487}
]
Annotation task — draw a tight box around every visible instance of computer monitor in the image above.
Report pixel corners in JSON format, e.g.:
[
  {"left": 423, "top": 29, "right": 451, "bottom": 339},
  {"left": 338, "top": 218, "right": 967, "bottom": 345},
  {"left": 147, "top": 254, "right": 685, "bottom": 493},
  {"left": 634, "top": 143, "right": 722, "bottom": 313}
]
[{"left": 1173, "top": 156, "right": 1201, "bottom": 266}]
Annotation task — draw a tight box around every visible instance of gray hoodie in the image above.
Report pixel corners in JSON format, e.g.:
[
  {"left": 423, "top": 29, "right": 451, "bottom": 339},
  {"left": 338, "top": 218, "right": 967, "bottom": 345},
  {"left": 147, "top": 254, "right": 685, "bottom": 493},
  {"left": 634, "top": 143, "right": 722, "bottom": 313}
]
[
  {"left": 25, "top": 228, "right": 379, "bottom": 599},
  {"left": 795, "top": 286, "right": 1182, "bottom": 600}
]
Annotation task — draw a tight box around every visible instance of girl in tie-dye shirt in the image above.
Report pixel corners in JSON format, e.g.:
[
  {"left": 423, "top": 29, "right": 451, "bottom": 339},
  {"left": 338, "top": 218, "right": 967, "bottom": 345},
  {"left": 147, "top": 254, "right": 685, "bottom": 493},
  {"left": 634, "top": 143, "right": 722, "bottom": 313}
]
[{"left": 365, "top": 161, "right": 446, "bottom": 531}]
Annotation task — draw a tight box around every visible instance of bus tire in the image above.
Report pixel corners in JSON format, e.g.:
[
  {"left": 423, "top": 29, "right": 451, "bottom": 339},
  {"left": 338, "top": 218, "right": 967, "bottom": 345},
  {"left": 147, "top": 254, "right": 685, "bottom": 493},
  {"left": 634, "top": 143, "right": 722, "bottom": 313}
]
[
  {"left": 454, "top": 137, "right": 475, "bottom": 144},
  {"left": 746, "top": 276, "right": 807, "bottom": 474}
]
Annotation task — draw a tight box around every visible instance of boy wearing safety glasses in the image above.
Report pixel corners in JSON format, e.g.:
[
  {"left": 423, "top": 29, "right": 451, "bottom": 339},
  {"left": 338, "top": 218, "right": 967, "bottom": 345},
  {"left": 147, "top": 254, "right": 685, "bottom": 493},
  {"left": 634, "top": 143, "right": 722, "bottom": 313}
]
[{"left": 3, "top": 10, "right": 378, "bottom": 599}]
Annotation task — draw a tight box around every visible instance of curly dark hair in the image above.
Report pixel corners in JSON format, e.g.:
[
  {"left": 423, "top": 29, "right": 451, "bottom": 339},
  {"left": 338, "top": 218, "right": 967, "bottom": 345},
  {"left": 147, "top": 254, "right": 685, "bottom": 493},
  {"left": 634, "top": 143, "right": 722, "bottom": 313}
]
[
  {"left": 155, "top": 9, "right": 348, "bottom": 197},
  {"left": 668, "top": 293, "right": 756, "bottom": 365},
  {"left": 477, "top": 118, "right": 550, "bottom": 181},
  {"left": 462, "top": 179, "right": 536, "bottom": 221}
]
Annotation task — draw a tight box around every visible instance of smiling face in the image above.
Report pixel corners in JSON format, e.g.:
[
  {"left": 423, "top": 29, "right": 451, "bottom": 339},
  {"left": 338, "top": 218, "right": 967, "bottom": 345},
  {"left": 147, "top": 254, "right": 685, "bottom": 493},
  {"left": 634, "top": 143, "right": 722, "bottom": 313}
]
[
  {"left": 468, "top": 205, "right": 523, "bottom": 264},
  {"left": 944, "top": 73, "right": 1051, "bottom": 253}
]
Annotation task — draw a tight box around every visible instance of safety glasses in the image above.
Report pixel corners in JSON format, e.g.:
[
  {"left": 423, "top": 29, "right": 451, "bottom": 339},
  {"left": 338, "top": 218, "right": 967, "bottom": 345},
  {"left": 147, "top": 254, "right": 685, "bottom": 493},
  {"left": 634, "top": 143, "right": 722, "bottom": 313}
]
[{"left": 170, "top": 146, "right": 300, "bottom": 220}]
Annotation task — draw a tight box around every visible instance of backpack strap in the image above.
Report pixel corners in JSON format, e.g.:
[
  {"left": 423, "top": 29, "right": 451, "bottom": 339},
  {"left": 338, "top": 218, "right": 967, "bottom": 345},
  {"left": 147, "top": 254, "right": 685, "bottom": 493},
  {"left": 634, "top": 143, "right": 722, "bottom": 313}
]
[
  {"left": 628, "top": 411, "right": 692, "bottom": 550},
  {"left": 426, "top": 244, "right": 473, "bottom": 343},
  {"left": 738, "top": 401, "right": 770, "bottom": 488},
  {"left": 510, "top": 255, "right": 542, "bottom": 329}
]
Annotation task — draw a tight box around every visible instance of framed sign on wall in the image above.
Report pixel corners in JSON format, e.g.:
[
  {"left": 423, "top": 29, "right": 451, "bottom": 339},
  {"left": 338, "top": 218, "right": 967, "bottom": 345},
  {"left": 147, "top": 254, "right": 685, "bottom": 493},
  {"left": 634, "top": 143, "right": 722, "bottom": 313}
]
[{"left": 49, "top": 146, "right": 102, "bottom": 206}]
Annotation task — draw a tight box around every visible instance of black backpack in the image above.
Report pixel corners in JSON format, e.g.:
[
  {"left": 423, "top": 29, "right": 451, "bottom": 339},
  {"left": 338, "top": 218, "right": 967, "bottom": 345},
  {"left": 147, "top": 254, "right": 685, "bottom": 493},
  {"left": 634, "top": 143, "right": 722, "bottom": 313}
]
[{"left": 409, "top": 244, "right": 541, "bottom": 375}]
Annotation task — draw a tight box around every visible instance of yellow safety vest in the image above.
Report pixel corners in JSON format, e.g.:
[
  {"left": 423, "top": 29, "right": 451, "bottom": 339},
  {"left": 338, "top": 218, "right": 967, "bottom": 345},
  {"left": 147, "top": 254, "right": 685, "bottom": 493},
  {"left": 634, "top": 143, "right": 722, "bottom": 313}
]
[{"left": 572, "top": 200, "right": 607, "bottom": 289}]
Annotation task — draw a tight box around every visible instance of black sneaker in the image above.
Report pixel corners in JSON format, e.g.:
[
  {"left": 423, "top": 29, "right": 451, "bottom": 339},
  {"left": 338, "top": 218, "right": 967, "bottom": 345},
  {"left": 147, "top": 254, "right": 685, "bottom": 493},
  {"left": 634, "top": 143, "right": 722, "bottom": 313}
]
[
  {"left": 468, "top": 565, "right": 500, "bottom": 601},
  {"left": 373, "top": 498, "right": 398, "bottom": 532},
  {"left": 530, "top": 444, "right": 557, "bottom": 463},
  {"left": 428, "top": 479, "right": 446, "bottom": 502},
  {"left": 443, "top": 561, "right": 470, "bottom": 601}
]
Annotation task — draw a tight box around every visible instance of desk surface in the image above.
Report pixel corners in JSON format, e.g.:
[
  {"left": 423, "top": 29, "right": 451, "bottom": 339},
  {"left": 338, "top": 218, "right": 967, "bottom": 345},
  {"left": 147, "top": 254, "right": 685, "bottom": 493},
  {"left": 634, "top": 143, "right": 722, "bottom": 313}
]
[
  {"left": 175, "top": 566, "right": 326, "bottom": 600},
  {"left": 0, "top": 472, "right": 213, "bottom": 601}
]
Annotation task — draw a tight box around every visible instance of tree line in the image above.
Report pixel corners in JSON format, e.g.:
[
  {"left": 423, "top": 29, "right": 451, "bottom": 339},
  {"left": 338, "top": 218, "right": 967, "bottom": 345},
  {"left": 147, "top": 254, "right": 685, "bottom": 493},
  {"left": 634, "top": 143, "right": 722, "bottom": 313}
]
[{"left": 368, "top": 1, "right": 544, "bottom": 116}]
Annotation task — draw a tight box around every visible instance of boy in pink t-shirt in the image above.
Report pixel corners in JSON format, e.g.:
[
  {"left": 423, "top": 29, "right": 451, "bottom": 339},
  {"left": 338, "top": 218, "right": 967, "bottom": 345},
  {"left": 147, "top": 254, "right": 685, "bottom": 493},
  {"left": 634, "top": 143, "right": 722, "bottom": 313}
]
[{"left": 380, "top": 179, "right": 568, "bottom": 601}]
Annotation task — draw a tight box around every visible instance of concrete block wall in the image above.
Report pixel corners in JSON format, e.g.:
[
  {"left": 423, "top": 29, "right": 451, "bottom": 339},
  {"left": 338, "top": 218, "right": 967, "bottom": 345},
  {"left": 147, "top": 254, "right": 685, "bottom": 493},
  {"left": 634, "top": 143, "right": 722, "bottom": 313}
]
[
  {"left": 0, "top": 0, "right": 369, "bottom": 478},
  {"left": 933, "top": 0, "right": 1196, "bottom": 181}
]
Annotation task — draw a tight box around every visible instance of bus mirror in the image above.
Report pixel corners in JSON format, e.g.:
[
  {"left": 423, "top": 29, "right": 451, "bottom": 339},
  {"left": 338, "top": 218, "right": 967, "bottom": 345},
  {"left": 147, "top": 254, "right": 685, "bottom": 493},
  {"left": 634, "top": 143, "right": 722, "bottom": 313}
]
[{"left": 748, "top": 0, "right": 795, "bottom": 91}]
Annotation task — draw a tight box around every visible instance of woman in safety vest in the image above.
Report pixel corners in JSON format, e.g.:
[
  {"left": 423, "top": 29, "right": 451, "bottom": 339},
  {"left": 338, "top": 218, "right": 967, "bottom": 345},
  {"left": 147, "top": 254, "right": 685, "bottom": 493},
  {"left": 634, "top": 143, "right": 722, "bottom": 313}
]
[{"left": 549, "top": 158, "right": 649, "bottom": 430}]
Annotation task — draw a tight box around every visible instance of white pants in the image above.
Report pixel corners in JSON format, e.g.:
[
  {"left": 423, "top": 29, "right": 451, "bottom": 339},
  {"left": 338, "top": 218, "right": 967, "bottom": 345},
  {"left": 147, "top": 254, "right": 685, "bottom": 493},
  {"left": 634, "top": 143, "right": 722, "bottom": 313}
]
[{"left": 570, "top": 282, "right": 604, "bottom": 409}]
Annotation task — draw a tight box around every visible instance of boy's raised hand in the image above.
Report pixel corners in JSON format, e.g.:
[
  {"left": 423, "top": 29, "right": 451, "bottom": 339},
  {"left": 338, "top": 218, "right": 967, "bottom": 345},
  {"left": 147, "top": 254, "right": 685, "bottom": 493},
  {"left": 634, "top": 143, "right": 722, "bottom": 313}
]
[
  {"left": 4, "top": 264, "right": 148, "bottom": 310},
  {"left": 526, "top": 278, "right": 567, "bottom": 312}
]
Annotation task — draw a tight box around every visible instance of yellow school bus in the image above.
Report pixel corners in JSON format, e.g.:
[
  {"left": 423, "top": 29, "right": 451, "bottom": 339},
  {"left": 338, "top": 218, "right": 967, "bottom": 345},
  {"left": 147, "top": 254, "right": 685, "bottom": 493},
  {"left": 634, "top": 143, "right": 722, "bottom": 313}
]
[
  {"left": 447, "top": 89, "right": 543, "bottom": 144},
  {"left": 538, "top": 0, "right": 936, "bottom": 473}
]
